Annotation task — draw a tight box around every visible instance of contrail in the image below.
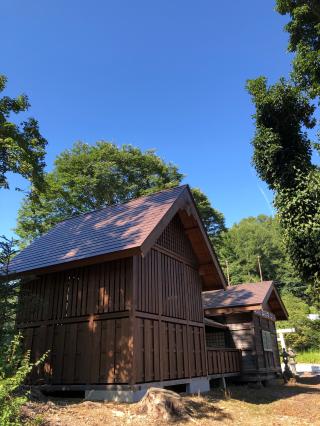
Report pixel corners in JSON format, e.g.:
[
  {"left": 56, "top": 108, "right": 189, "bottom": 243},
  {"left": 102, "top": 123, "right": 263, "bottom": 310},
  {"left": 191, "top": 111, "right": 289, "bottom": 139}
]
[
  {"left": 250, "top": 169, "right": 275, "bottom": 215},
  {"left": 257, "top": 184, "right": 275, "bottom": 216}
]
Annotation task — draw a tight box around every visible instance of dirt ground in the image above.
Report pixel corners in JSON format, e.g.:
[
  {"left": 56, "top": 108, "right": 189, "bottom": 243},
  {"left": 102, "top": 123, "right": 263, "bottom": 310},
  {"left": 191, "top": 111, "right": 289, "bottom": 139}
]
[{"left": 22, "top": 374, "right": 320, "bottom": 426}]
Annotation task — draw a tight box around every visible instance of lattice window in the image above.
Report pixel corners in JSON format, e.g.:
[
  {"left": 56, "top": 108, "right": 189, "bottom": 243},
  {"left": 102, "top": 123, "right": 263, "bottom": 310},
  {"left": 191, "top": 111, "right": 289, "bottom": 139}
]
[
  {"left": 206, "top": 331, "right": 226, "bottom": 348},
  {"left": 156, "top": 215, "right": 196, "bottom": 262}
]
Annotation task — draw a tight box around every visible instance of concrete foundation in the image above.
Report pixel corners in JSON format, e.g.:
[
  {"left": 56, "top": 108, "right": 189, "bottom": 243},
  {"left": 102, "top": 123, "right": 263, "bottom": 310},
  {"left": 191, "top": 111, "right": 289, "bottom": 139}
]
[
  {"left": 84, "top": 377, "right": 210, "bottom": 402},
  {"left": 85, "top": 388, "right": 146, "bottom": 403},
  {"left": 186, "top": 377, "right": 210, "bottom": 394}
]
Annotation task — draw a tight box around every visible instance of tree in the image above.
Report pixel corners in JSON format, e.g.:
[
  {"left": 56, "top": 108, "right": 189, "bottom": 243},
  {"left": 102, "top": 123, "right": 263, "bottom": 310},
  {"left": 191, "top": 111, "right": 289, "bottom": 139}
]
[
  {"left": 15, "top": 141, "right": 225, "bottom": 246},
  {"left": 216, "top": 215, "right": 305, "bottom": 293},
  {"left": 0, "top": 236, "right": 20, "bottom": 344},
  {"left": 246, "top": 1, "right": 320, "bottom": 305},
  {"left": 0, "top": 75, "right": 47, "bottom": 192},
  {"left": 247, "top": 79, "right": 320, "bottom": 306},
  {"left": 191, "top": 187, "right": 226, "bottom": 247},
  {"left": 280, "top": 292, "right": 320, "bottom": 351},
  {"left": 276, "top": 0, "right": 320, "bottom": 99}
]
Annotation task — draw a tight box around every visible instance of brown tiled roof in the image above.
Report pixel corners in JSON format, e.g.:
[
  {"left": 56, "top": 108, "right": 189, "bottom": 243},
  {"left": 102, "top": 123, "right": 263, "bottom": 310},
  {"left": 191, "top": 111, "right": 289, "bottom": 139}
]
[
  {"left": 9, "top": 185, "right": 188, "bottom": 274},
  {"left": 202, "top": 281, "right": 288, "bottom": 320},
  {"left": 202, "top": 281, "right": 274, "bottom": 309}
]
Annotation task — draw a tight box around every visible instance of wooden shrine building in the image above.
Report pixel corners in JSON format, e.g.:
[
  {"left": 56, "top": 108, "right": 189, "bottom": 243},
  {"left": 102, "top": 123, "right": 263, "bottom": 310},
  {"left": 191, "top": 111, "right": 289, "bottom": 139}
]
[
  {"left": 7, "top": 185, "right": 288, "bottom": 401},
  {"left": 203, "top": 281, "right": 288, "bottom": 382}
]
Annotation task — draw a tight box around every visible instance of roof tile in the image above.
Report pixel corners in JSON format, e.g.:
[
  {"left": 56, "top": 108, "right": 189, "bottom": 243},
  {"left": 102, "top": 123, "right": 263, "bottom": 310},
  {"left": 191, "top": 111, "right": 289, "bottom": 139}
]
[
  {"left": 9, "top": 185, "right": 187, "bottom": 274},
  {"left": 202, "top": 281, "right": 273, "bottom": 309}
]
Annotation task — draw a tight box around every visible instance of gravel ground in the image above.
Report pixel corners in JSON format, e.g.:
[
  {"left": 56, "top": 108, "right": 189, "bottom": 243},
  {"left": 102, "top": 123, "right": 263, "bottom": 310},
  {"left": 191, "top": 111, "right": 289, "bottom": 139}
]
[{"left": 21, "top": 374, "right": 320, "bottom": 425}]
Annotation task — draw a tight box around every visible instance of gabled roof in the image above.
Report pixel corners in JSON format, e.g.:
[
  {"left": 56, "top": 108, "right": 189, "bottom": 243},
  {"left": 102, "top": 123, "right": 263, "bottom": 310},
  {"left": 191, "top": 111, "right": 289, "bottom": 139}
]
[
  {"left": 202, "top": 281, "right": 288, "bottom": 320},
  {"left": 8, "top": 185, "right": 227, "bottom": 290}
]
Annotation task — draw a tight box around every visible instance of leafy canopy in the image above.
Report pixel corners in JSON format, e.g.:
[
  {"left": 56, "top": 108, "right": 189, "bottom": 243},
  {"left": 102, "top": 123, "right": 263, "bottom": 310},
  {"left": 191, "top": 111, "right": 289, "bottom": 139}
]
[
  {"left": 246, "top": 77, "right": 315, "bottom": 190},
  {"left": 280, "top": 292, "right": 320, "bottom": 351},
  {"left": 217, "top": 215, "right": 305, "bottom": 294},
  {"left": 16, "top": 141, "right": 225, "bottom": 246},
  {"left": 0, "top": 75, "right": 47, "bottom": 192},
  {"left": 0, "top": 236, "right": 20, "bottom": 344},
  {"left": 276, "top": 0, "right": 320, "bottom": 98},
  {"left": 246, "top": 2, "right": 320, "bottom": 305}
]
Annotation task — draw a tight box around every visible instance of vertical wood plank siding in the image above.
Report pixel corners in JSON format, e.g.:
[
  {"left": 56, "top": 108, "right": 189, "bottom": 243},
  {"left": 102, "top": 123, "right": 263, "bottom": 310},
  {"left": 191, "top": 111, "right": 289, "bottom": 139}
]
[
  {"left": 253, "top": 314, "right": 280, "bottom": 371},
  {"left": 19, "top": 214, "right": 208, "bottom": 386},
  {"left": 134, "top": 319, "right": 206, "bottom": 383},
  {"left": 19, "top": 258, "right": 132, "bottom": 323},
  {"left": 226, "top": 312, "right": 281, "bottom": 376},
  {"left": 19, "top": 258, "right": 133, "bottom": 385},
  {"left": 135, "top": 250, "right": 202, "bottom": 322},
  {"left": 133, "top": 214, "right": 207, "bottom": 382},
  {"left": 207, "top": 348, "right": 241, "bottom": 375},
  {"left": 24, "top": 317, "right": 132, "bottom": 385}
]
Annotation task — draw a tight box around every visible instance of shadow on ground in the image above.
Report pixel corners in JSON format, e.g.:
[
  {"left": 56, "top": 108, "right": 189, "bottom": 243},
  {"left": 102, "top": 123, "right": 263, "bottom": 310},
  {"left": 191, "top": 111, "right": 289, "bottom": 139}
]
[
  {"left": 217, "top": 375, "right": 320, "bottom": 405},
  {"left": 181, "top": 395, "right": 233, "bottom": 423}
]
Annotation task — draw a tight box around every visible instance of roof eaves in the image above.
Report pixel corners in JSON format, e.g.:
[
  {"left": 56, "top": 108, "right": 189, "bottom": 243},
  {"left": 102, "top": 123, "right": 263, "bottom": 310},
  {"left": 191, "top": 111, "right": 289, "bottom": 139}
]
[
  {"left": 183, "top": 186, "right": 227, "bottom": 289},
  {"left": 139, "top": 185, "right": 189, "bottom": 257}
]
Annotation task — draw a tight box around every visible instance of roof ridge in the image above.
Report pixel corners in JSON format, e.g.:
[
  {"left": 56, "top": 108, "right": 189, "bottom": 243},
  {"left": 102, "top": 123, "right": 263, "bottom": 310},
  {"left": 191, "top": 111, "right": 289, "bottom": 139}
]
[
  {"left": 202, "top": 281, "right": 273, "bottom": 294},
  {"left": 54, "top": 184, "right": 188, "bottom": 226}
]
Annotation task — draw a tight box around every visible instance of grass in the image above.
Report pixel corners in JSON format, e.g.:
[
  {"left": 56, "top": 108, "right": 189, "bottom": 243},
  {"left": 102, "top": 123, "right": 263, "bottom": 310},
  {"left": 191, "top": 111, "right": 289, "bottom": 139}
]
[{"left": 297, "top": 350, "right": 320, "bottom": 364}]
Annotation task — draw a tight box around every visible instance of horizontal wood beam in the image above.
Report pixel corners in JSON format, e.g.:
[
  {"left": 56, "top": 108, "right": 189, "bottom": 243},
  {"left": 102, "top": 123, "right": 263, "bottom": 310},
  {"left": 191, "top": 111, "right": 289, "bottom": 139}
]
[
  {"left": 17, "top": 311, "right": 130, "bottom": 328},
  {"left": 204, "top": 304, "right": 262, "bottom": 316},
  {"left": 135, "top": 310, "right": 204, "bottom": 327}
]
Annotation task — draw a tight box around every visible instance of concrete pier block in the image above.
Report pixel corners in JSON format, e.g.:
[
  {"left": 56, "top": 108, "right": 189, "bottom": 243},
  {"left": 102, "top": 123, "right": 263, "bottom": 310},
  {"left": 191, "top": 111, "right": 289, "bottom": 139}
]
[{"left": 186, "top": 377, "right": 210, "bottom": 394}]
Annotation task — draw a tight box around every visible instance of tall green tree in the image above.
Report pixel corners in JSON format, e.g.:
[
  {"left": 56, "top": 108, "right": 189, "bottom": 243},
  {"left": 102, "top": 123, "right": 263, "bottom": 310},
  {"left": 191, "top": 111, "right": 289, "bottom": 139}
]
[
  {"left": 0, "top": 236, "right": 20, "bottom": 344},
  {"left": 246, "top": 1, "right": 320, "bottom": 305},
  {"left": 0, "top": 75, "right": 47, "bottom": 192},
  {"left": 247, "top": 77, "right": 320, "bottom": 305},
  {"left": 16, "top": 141, "right": 225, "bottom": 247},
  {"left": 217, "top": 215, "right": 305, "bottom": 296},
  {"left": 276, "top": 0, "right": 320, "bottom": 99},
  {"left": 191, "top": 187, "right": 226, "bottom": 247}
]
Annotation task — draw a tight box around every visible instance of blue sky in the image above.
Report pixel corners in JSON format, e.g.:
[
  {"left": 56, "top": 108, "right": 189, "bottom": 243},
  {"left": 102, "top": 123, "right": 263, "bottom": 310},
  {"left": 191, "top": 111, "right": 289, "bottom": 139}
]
[{"left": 1, "top": 0, "right": 293, "bottom": 237}]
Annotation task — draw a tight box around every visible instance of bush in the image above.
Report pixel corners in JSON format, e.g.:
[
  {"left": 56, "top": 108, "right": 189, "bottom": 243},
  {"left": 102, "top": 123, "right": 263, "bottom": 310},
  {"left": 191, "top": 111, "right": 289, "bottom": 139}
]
[
  {"left": 297, "top": 350, "right": 320, "bottom": 364},
  {"left": 0, "top": 334, "right": 46, "bottom": 426},
  {"left": 279, "top": 292, "right": 320, "bottom": 351}
]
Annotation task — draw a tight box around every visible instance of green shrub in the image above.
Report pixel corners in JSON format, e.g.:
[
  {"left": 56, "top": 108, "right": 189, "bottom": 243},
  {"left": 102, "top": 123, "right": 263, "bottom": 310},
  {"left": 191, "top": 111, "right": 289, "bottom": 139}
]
[
  {"left": 297, "top": 350, "right": 320, "bottom": 364},
  {"left": 0, "top": 334, "right": 46, "bottom": 426},
  {"left": 279, "top": 292, "right": 320, "bottom": 351}
]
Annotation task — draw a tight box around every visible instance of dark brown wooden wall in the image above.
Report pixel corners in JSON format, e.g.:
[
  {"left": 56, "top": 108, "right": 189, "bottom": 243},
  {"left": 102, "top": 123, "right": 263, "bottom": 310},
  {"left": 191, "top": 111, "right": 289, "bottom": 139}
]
[
  {"left": 224, "top": 312, "right": 281, "bottom": 376},
  {"left": 19, "top": 258, "right": 134, "bottom": 385},
  {"left": 25, "top": 317, "right": 132, "bottom": 385},
  {"left": 132, "top": 215, "right": 207, "bottom": 383},
  {"left": 224, "top": 313, "right": 257, "bottom": 372},
  {"left": 18, "top": 258, "right": 132, "bottom": 324},
  {"left": 253, "top": 314, "right": 281, "bottom": 372},
  {"left": 19, "top": 214, "right": 208, "bottom": 386}
]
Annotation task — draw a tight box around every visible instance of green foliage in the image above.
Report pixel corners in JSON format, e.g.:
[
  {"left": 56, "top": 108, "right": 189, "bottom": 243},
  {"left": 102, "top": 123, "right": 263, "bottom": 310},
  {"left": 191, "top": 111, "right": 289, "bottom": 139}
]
[
  {"left": 247, "top": 73, "right": 320, "bottom": 306},
  {"left": 0, "top": 334, "right": 46, "bottom": 426},
  {"left": 296, "top": 349, "right": 320, "bottom": 364},
  {"left": 0, "top": 74, "right": 47, "bottom": 192},
  {"left": 275, "top": 170, "right": 320, "bottom": 303},
  {"left": 279, "top": 292, "right": 320, "bottom": 351},
  {"left": 276, "top": 0, "right": 320, "bottom": 98},
  {"left": 246, "top": 1, "right": 320, "bottom": 305},
  {"left": 0, "top": 236, "right": 20, "bottom": 344},
  {"left": 216, "top": 215, "right": 304, "bottom": 291},
  {"left": 246, "top": 77, "right": 315, "bottom": 190},
  {"left": 246, "top": 76, "right": 320, "bottom": 304},
  {"left": 15, "top": 141, "right": 225, "bottom": 246},
  {"left": 191, "top": 187, "right": 226, "bottom": 246}
]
